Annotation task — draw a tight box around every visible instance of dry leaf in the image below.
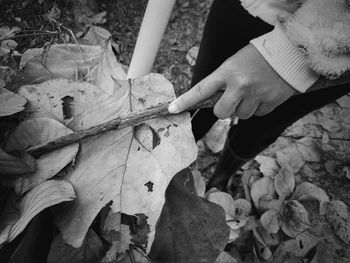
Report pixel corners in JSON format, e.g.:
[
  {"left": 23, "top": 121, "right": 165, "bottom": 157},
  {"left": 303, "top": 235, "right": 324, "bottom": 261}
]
[
  {"left": 149, "top": 169, "right": 229, "bottom": 263},
  {"left": 260, "top": 210, "right": 280, "bottom": 234},
  {"left": 253, "top": 228, "right": 272, "bottom": 260},
  {"left": 54, "top": 74, "right": 197, "bottom": 249},
  {"left": 0, "top": 148, "right": 36, "bottom": 176},
  {"left": 0, "top": 87, "right": 26, "bottom": 117},
  {"left": 326, "top": 200, "right": 350, "bottom": 244},
  {"left": 21, "top": 27, "right": 126, "bottom": 93},
  {"left": 186, "top": 46, "right": 199, "bottom": 66},
  {"left": 250, "top": 177, "right": 275, "bottom": 211},
  {"left": 0, "top": 180, "right": 75, "bottom": 246},
  {"left": 230, "top": 199, "right": 251, "bottom": 229},
  {"left": 274, "top": 232, "right": 319, "bottom": 262},
  {"left": 295, "top": 137, "right": 321, "bottom": 162},
  {"left": 281, "top": 200, "right": 310, "bottom": 238},
  {"left": 206, "top": 189, "right": 236, "bottom": 220},
  {"left": 276, "top": 147, "right": 305, "bottom": 173},
  {"left": 47, "top": 229, "right": 103, "bottom": 263},
  {"left": 291, "top": 182, "right": 329, "bottom": 215},
  {"left": 4, "top": 118, "right": 79, "bottom": 194},
  {"left": 255, "top": 155, "right": 279, "bottom": 177},
  {"left": 203, "top": 119, "right": 231, "bottom": 153},
  {"left": 274, "top": 165, "right": 295, "bottom": 198},
  {"left": 192, "top": 169, "right": 206, "bottom": 198}
]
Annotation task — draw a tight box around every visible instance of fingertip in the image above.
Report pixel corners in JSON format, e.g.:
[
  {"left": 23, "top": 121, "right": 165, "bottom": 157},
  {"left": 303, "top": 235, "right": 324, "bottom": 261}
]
[{"left": 168, "top": 101, "right": 180, "bottom": 114}]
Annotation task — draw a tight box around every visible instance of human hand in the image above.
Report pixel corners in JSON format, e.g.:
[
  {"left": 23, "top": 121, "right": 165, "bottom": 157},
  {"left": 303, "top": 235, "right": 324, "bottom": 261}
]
[{"left": 168, "top": 44, "right": 298, "bottom": 119}]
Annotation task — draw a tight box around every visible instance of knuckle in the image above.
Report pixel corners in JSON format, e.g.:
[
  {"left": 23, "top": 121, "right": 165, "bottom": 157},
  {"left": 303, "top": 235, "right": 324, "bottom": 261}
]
[{"left": 194, "top": 84, "right": 205, "bottom": 98}]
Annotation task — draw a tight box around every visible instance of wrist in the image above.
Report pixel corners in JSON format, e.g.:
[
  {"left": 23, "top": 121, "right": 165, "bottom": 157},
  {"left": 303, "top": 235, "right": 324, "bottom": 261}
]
[{"left": 250, "top": 25, "right": 319, "bottom": 93}]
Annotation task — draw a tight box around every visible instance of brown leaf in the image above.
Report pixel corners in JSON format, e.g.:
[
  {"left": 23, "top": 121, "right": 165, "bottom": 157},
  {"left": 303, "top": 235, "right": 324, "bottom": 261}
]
[
  {"left": 276, "top": 147, "right": 305, "bottom": 173},
  {"left": 295, "top": 137, "right": 321, "bottom": 162},
  {"left": 255, "top": 155, "right": 279, "bottom": 177},
  {"left": 260, "top": 210, "right": 280, "bottom": 234},
  {"left": 274, "top": 232, "right": 319, "bottom": 262},
  {"left": 0, "top": 148, "right": 36, "bottom": 176},
  {"left": 4, "top": 118, "right": 79, "bottom": 194},
  {"left": 274, "top": 165, "right": 295, "bottom": 198},
  {"left": 250, "top": 177, "right": 275, "bottom": 211},
  {"left": 21, "top": 26, "right": 126, "bottom": 93},
  {"left": 47, "top": 229, "right": 103, "bottom": 263},
  {"left": 281, "top": 200, "right": 310, "bottom": 238},
  {"left": 0, "top": 180, "right": 75, "bottom": 246},
  {"left": 291, "top": 182, "right": 329, "bottom": 215},
  {"left": 149, "top": 169, "right": 229, "bottom": 262},
  {"left": 55, "top": 74, "right": 197, "bottom": 249},
  {"left": 0, "top": 87, "right": 26, "bottom": 117}
]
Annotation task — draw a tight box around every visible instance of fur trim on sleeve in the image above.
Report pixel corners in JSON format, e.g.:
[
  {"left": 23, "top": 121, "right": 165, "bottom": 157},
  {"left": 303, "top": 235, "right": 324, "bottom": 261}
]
[{"left": 282, "top": 0, "right": 350, "bottom": 78}]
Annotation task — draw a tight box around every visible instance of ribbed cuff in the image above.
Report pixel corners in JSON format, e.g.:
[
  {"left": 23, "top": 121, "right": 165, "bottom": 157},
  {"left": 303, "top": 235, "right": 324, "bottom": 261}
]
[{"left": 250, "top": 25, "right": 319, "bottom": 93}]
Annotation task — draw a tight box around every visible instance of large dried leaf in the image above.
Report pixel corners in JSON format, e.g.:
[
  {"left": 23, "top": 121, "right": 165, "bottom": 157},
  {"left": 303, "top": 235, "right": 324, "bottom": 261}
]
[
  {"left": 250, "top": 177, "right": 275, "bottom": 211},
  {"left": 21, "top": 26, "right": 126, "bottom": 93},
  {"left": 281, "top": 200, "right": 310, "bottom": 238},
  {"left": 149, "top": 169, "right": 229, "bottom": 262},
  {"left": 0, "top": 87, "right": 26, "bottom": 117},
  {"left": 47, "top": 229, "right": 103, "bottom": 263},
  {"left": 4, "top": 118, "right": 79, "bottom": 194},
  {"left": 0, "top": 180, "right": 75, "bottom": 246},
  {"left": 326, "top": 200, "right": 350, "bottom": 244},
  {"left": 55, "top": 74, "right": 197, "bottom": 248},
  {"left": 274, "top": 165, "right": 295, "bottom": 198},
  {"left": 291, "top": 182, "right": 329, "bottom": 215},
  {"left": 0, "top": 148, "right": 35, "bottom": 176},
  {"left": 260, "top": 210, "right": 280, "bottom": 234}
]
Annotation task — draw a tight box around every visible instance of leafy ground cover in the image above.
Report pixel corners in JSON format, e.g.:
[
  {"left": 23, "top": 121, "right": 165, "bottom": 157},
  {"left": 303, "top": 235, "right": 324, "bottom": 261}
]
[{"left": 0, "top": 0, "right": 350, "bottom": 262}]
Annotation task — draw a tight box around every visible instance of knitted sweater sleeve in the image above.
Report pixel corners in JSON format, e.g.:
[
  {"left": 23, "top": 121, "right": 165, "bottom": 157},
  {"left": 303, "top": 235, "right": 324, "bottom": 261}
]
[{"left": 241, "top": 0, "right": 350, "bottom": 93}]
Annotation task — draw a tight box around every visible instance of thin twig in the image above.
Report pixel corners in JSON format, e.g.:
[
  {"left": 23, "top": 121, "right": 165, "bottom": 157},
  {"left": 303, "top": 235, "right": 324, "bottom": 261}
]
[
  {"left": 0, "top": 32, "right": 58, "bottom": 42},
  {"left": 26, "top": 72, "right": 350, "bottom": 157}
]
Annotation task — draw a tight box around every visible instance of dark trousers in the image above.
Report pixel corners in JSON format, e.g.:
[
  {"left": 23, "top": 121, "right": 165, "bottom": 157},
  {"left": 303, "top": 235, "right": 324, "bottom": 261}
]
[{"left": 191, "top": 0, "right": 350, "bottom": 159}]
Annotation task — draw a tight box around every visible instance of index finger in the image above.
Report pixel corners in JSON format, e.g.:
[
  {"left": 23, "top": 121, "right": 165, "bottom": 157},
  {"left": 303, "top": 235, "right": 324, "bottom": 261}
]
[{"left": 168, "top": 70, "right": 225, "bottom": 113}]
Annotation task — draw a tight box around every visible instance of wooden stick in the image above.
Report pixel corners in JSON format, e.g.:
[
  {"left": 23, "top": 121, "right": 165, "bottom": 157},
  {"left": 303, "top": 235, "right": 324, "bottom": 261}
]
[{"left": 26, "top": 74, "right": 350, "bottom": 157}]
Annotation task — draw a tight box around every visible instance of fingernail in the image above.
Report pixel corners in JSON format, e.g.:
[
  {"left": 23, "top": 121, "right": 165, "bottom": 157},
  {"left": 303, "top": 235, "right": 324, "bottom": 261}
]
[{"left": 168, "top": 102, "right": 179, "bottom": 114}]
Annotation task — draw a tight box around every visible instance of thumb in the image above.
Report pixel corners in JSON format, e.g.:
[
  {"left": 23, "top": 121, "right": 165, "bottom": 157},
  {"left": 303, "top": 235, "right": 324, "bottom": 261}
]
[{"left": 168, "top": 69, "right": 225, "bottom": 113}]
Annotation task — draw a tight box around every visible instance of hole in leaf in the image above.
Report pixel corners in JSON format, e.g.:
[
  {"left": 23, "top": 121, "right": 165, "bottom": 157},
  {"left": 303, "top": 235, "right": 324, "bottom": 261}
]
[
  {"left": 299, "top": 240, "right": 304, "bottom": 249},
  {"left": 144, "top": 181, "right": 154, "bottom": 192},
  {"left": 61, "top": 96, "right": 74, "bottom": 120}
]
